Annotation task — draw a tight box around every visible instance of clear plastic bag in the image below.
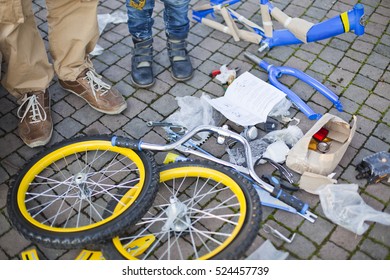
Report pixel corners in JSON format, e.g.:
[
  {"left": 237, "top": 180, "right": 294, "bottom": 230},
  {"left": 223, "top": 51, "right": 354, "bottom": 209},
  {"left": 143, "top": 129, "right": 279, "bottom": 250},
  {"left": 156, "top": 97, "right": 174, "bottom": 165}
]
[
  {"left": 318, "top": 184, "right": 390, "bottom": 235},
  {"left": 246, "top": 240, "right": 289, "bottom": 260},
  {"left": 165, "top": 93, "right": 222, "bottom": 145}
]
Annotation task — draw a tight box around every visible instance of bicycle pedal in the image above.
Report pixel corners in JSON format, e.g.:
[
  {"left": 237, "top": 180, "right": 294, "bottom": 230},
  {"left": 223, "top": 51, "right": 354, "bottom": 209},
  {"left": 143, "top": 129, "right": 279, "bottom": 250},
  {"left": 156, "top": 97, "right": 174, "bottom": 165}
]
[
  {"left": 75, "top": 250, "right": 105, "bottom": 260},
  {"left": 21, "top": 248, "right": 40, "bottom": 260},
  {"left": 123, "top": 234, "right": 156, "bottom": 257}
]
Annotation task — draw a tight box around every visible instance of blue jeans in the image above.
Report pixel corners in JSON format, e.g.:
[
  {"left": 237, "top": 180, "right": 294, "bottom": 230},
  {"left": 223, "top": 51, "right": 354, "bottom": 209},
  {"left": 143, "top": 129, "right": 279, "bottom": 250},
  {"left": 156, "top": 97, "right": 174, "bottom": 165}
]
[{"left": 126, "top": 0, "right": 190, "bottom": 41}]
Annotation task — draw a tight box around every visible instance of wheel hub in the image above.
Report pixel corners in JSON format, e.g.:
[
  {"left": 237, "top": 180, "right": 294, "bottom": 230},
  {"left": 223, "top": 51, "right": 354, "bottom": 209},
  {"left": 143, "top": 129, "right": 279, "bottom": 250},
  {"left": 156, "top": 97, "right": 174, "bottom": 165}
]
[
  {"left": 74, "top": 173, "right": 91, "bottom": 199},
  {"left": 162, "top": 196, "right": 191, "bottom": 232}
]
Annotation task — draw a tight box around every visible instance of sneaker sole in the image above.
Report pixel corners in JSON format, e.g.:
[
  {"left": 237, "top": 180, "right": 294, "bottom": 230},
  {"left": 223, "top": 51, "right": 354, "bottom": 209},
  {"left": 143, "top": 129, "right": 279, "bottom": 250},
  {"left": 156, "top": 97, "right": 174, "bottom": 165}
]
[
  {"left": 61, "top": 87, "right": 127, "bottom": 115},
  {"left": 171, "top": 71, "right": 194, "bottom": 82},
  {"left": 130, "top": 76, "right": 155, "bottom": 89},
  {"left": 25, "top": 126, "right": 53, "bottom": 148}
]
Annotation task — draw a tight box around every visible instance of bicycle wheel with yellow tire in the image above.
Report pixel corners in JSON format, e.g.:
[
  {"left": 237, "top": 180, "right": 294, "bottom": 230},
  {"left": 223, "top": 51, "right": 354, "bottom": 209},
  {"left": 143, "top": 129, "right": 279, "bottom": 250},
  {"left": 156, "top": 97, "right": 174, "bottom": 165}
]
[
  {"left": 7, "top": 135, "right": 159, "bottom": 249},
  {"left": 102, "top": 160, "right": 262, "bottom": 260}
]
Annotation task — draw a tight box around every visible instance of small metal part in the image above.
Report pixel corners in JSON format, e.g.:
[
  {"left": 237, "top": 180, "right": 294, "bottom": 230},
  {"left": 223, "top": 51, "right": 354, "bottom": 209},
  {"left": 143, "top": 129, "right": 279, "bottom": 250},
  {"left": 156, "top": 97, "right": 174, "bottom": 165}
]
[
  {"left": 317, "top": 141, "right": 331, "bottom": 153},
  {"left": 146, "top": 121, "right": 174, "bottom": 127},
  {"left": 242, "top": 126, "right": 258, "bottom": 140},
  {"left": 263, "top": 224, "right": 296, "bottom": 243}
]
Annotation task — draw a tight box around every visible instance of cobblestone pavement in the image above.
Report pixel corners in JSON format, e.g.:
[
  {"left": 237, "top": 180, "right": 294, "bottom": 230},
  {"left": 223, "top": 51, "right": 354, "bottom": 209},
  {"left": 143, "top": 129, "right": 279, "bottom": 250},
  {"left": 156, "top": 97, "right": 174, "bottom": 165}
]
[{"left": 0, "top": 0, "right": 389, "bottom": 260}]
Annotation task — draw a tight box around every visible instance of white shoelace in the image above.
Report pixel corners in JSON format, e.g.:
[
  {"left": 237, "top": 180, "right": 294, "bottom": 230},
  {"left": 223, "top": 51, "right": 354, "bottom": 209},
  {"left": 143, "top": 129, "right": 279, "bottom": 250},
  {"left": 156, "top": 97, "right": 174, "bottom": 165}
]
[
  {"left": 83, "top": 70, "right": 111, "bottom": 101},
  {"left": 17, "top": 94, "right": 47, "bottom": 124}
]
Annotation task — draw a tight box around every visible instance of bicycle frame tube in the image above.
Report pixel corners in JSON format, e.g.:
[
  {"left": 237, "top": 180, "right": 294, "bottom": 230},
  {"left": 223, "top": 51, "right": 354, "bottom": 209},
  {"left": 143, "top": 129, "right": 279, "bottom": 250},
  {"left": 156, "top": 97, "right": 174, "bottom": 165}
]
[
  {"left": 244, "top": 52, "right": 343, "bottom": 120},
  {"left": 262, "top": 3, "right": 365, "bottom": 48}
]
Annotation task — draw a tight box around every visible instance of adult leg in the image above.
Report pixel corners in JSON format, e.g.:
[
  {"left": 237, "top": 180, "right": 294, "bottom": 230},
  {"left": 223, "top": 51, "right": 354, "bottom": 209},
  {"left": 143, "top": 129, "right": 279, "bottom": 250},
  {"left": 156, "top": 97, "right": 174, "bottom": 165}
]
[
  {"left": 46, "top": 0, "right": 127, "bottom": 114},
  {"left": 0, "top": 0, "right": 53, "bottom": 147},
  {"left": 162, "top": 0, "right": 193, "bottom": 81},
  {"left": 0, "top": 1, "right": 53, "bottom": 98},
  {"left": 126, "top": 0, "right": 155, "bottom": 88}
]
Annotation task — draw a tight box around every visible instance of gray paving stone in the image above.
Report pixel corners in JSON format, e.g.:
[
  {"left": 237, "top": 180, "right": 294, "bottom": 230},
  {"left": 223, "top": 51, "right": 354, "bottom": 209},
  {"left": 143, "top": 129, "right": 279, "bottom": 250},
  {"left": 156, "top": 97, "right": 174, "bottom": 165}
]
[
  {"left": 0, "top": 113, "right": 18, "bottom": 133},
  {"left": 330, "top": 227, "right": 363, "bottom": 252},
  {"left": 122, "top": 97, "right": 147, "bottom": 119},
  {"left": 359, "top": 64, "right": 385, "bottom": 81},
  {"left": 374, "top": 43, "right": 390, "bottom": 58},
  {"left": 102, "top": 64, "right": 128, "bottom": 83},
  {"left": 328, "top": 68, "right": 355, "bottom": 87},
  {"left": 52, "top": 100, "right": 76, "bottom": 117},
  {"left": 150, "top": 94, "right": 178, "bottom": 117},
  {"left": 358, "top": 105, "right": 383, "bottom": 122},
  {"left": 0, "top": 213, "right": 11, "bottom": 235},
  {"left": 366, "top": 52, "right": 390, "bottom": 70},
  {"left": 134, "top": 88, "right": 158, "bottom": 103},
  {"left": 350, "top": 250, "right": 373, "bottom": 260},
  {"left": 319, "top": 46, "right": 345, "bottom": 65},
  {"left": 0, "top": 230, "right": 31, "bottom": 257},
  {"left": 0, "top": 97, "right": 14, "bottom": 115},
  {"left": 355, "top": 116, "right": 378, "bottom": 136},
  {"left": 1, "top": 153, "right": 24, "bottom": 177},
  {"left": 365, "top": 94, "right": 389, "bottom": 113},
  {"left": 83, "top": 121, "right": 111, "bottom": 135},
  {"left": 299, "top": 216, "right": 334, "bottom": 245},
  {"left": 352, "top": 74, "right": 376, "bottom": 92},
  {"left": 55, "top": 118, "right": 84, "bottom": 138},
  {"left": 360, "top": 238, "right": 389, "bottom": 259},
  {"left": 338, "top": 57, "right": 362, "bottom": 73},
  {"left": 329, "top": 38, "right": 351, "bottom": 52},
  {"left": 383, "top": 110, "right": 390, "bottom": 125},
  {"left": 274, "top": 210, "right": 303, "bottom": 231},
  {"left": 169, "top": 83, "right": 197, "bottom": 98},
  {"left": 100, "top": 114, "right": 130, "bottom": 132},
  {"left": 318, "top": 241, "right": 349, "bottom": 259},
  {"left": 0, "top": 133, "right": 23, "bottom": 159},
  {"left": 0, "top": 167, "right": 9, "bottom": 185},
  {"left": 373, "top": 123, "right": 390, "bottom": 142},
  {"left": 338, "top": 97, "right": 360, "bottom": 114},
  {"left": 364, "top": 136, "right": 389, "bottom": 153},
  {"left": 374, "top": 82, "right": 390, "bottom": 100},
  {"left": 283, "top": 234, "right": 317, "bottom": 259},
  {"left": 369, "top": 224, "right": 390, "bottom": 247},
  {"left": 72, "top": 105, "right": 102, "bottom": 126},
  {"left": 0, "top": 185, "right": 7, "bottom": 209},
  {"left": 122, "top": 117, "right": 151, "bottom": 139},
  {"left": 365, "top": 183, "right": 390, "bottom": 204}
]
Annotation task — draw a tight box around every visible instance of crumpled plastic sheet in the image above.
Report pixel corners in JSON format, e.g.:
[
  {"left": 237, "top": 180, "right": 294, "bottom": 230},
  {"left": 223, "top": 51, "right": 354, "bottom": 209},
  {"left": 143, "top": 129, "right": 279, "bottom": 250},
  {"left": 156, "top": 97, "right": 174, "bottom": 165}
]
[
  {"left": 164, "top": 93, "right": 222, "bottom": 145},
  {"left": 91, "top": 11, "right": 128, "bottom": 56},
  {"left": 246, "top": 239, "right": 289, "bottom": 260},
  {"left": 318, "top": 184, "right": 390, "bottom": 235}
]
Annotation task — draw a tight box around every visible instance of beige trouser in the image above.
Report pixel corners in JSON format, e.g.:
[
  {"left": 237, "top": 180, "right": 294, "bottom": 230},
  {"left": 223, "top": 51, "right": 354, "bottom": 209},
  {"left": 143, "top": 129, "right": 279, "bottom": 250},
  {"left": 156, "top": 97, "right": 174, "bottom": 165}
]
[{"left": 0, "top": 0, "right": 99, "bottom": 99}]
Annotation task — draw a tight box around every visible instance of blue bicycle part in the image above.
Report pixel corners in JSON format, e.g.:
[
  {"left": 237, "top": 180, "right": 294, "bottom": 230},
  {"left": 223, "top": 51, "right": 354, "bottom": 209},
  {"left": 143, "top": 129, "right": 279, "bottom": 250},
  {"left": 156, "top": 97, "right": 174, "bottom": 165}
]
[
  {"left": 261, "top": 2, "right": 365, "bottom": 49},
  {"left": 244, "top": 52, "right": 343, "bottom": 120},
  {"left": 192, "top": 0, "right": 365, "bottom": 50}
]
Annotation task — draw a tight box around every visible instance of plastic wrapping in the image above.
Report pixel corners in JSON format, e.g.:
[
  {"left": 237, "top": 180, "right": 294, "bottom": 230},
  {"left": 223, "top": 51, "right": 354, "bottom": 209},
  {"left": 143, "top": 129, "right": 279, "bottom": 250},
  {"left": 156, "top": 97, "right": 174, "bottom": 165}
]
[
  {"left": 91, "top": 11, "right": 128, "bottom": 56},
  {"left": 318, "top": 184, "right": 390, "bottom": 235},
  {"left": 246, "top": 240, "right": 289, "bottom": 260},
  {"left": 165, "top": 94, "right": 222, "bottom": 145}
]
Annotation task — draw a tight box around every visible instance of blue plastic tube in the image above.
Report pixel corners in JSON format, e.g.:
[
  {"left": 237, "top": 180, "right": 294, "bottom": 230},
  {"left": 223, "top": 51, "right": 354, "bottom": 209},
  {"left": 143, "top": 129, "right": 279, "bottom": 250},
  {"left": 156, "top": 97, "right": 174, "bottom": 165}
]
[{"left": 245, "top": 52, "right": 343, "bottom": 120}]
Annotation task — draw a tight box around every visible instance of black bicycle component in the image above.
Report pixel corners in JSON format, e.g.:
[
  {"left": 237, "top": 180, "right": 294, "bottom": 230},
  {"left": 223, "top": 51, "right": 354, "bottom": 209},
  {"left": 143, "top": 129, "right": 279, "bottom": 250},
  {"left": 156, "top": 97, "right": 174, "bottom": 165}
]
[
  {"left": 271, "top": 187, "right": 308, "bottom": 214},
  {"left": 112, "top": 136, "right": 141, "bottom": 150}
]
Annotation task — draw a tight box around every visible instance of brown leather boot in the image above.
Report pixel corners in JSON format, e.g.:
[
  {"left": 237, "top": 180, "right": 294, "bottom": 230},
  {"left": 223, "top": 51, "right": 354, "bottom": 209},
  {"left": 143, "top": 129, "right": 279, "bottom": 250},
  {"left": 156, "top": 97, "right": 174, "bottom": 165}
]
[
  {"left": 17, "top": 90, "right": 53, "bottom": 148},
  {"left": 59, "top": 69, "right": 127, "bottom": 114}
]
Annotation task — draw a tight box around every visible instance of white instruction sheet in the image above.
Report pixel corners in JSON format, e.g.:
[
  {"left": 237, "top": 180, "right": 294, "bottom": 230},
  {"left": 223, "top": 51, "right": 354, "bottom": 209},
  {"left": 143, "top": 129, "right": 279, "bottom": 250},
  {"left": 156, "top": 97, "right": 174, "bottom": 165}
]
[{"left": 207, "top": 72, "right": 286, "bottom": 126}]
